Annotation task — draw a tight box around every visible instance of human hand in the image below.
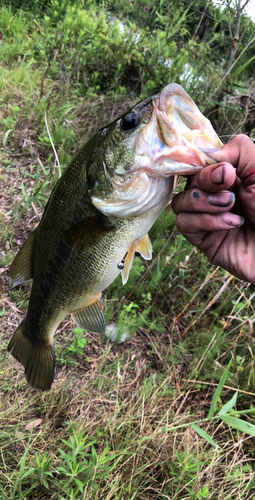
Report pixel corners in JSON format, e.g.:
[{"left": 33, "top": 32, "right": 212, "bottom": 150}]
[{"left": 172, "top": 134, "right": 255, "bottom": 283}]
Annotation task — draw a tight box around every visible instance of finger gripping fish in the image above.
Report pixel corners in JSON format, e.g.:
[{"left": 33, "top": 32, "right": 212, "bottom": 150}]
[{"left": 8, "top": 84, "right": 222, "bottom": 390}]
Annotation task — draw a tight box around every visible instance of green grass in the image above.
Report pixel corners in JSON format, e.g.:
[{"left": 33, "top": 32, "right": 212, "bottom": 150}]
[
  {"left": 1, "top": 3, "right": 255, "bottom": 498},
  {"left": 2, "top": 218, "right": 255, "bottom": 498},
  {"left": 1, "top": 343, "right": 255, "bottom": 499}
]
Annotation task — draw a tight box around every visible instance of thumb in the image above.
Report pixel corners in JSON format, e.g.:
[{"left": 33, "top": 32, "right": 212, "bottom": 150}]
[
  {"left": 209, "top": 134, "right": 255, "bottom": 183},
  {"left": 210, "top": 134, "right": 255, "bottom": 229}
]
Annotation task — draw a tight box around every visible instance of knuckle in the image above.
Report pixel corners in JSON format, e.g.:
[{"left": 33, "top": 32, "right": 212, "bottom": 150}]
[
  {"left": 171, "top": 193, "right": 180, "bottom": 213},
  {"left": 233, "top": 133, "right": 252, "bottom": 146},
  {"left": 236, "top": 133, "right": 249, "bottom": 141},
  {"left": 176, "top": 213, "right": 188, "bottom": 232}
]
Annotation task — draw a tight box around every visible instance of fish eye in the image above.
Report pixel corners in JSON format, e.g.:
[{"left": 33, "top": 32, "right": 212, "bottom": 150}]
[{"left": 122, "top": 112, "right": 139, "bottom": 131}]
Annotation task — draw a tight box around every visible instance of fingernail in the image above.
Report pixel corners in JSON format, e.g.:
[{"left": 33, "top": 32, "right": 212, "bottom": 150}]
[
  {"left": 221, "top": 213, "right": 244, "bottom": 227},
  {"left": 208, "top": 192, "right": 235, "bottom": 207},
  {"left": 211, "top": 164, "right": 225, "bottom": 185}
]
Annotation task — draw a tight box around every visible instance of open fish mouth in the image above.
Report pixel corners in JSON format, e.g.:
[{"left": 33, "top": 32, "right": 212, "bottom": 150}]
[
  {"left": 133, "top": 83, "right": 223, "bottom": 176},
  {"left": 92, "top": 83, "right": 223, "bottom": 217}
]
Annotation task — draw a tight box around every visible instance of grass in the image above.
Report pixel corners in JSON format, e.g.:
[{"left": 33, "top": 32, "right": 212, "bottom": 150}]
[
  {"left": 2, "top": 195, "right": 255, "bottom": 498},
  {"left": 1, "top": 341, "right": 255, "bottom": 499},
  {"left": 1, "top": 4, "right": 255, "bottom": 499}
]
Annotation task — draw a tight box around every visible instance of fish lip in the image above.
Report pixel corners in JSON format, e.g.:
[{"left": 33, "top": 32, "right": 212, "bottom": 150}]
[
  {"left": 157, "top": 83, "right": 185, "bottom": 112},
  {"left": 157, "top": 86, "right": 220, "bottom": 166},
  {"left": 133, "top": 83, "right": 222, "bottom": 174}
]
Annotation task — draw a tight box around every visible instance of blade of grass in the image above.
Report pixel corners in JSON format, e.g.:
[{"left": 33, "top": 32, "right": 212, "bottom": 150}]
[
  {"left": 208, "top": 360, "right": 232, "bottom": 419},
  {"left": 221, "top": 415, "right": 255, "bottom": 437},
  {"left": 191, "top": 423, "right": 220, "bottom": 448},
  {"left": 218, "top": 391, "right": 238, "bottom": 416}
]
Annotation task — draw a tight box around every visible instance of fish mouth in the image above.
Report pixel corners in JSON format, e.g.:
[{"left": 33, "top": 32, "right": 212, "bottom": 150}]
[
  {"left": 134, "top": 83, "right": 223, "bottom": 176},
  {"left": 92, "top": 84, "right": 223, "bottom": 218}
]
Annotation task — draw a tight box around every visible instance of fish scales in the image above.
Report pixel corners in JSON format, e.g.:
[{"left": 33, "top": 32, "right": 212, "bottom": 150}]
[{"left": 8, "top": 83, "right": 222, "bottom": 390}]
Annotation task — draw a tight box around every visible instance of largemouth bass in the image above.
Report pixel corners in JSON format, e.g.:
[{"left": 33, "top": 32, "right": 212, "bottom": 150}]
[{"left": 8, "top": 83, "right": 222, "bottom": 390}]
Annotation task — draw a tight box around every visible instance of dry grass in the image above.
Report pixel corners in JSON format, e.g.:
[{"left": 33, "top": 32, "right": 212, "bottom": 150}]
[
  {"left": 1, "top": 58, "right": 255, "bottom": 500},
  {"left": 0, "top": 342, "right": 255, "bottom": 499},
  {"left": 2, "top": 167, "right": 255, "bottom": 498}
]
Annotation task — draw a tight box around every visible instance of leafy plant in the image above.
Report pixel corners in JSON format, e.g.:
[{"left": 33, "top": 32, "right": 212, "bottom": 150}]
[
  {"left": 68, "top": 328, "right": 88, "bottom": 357},
  {"left": 2, "top": 2, "right": 255, "bottom": 499},
  {"left": 56, "top": 428, "right": 115, "bottom": 495},
  {"left": 33, "top": 451, "right": 54, "bottom": 489},
  {"left": 166, "top": 450, "right": 204, "bottom": 498}
]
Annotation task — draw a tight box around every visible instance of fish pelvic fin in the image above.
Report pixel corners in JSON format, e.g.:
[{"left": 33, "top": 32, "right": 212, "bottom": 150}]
[
  {"left": 121, "top": 241, "right": 137, "bottom": 286},
  {"left": 72, "top": 295, "right": 105, "bottom": 334},
  {"left": 7, "top": 320, "right": 55, "bottom": 391},
  {"left": 136, "top": 234, "right": 152, "bottom": 260},
  {"left": 121, "top": 236, "right": 152, "bottom": 285},
  {"left": 9, "top": 231, "right": 36, "bottom": 289}
]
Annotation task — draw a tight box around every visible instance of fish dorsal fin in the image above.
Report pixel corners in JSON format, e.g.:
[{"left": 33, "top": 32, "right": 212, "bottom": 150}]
[
  {"left": 136, "top": 234, "right": 152, "bottom": 260},
  {"left": 9, "top": 231, "right": 36, "bottom": 289},
  {"left": 71, "top": 295, "right": 105, "bottom": 334},
  {"left": 121, "top": 241, "right": 137, "bottom": 286},
  {"left": 65, "top": 216, "right": 116, "bottom": 250}
]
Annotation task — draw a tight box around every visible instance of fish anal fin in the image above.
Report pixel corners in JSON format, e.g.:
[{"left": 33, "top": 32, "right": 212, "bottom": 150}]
[
  {"left": 71, "top": 295, "right": 105, "bottom": 334},
  {"left": 9, "top": 231, "right": 36, "bottom": 289},
  {"left": 7, "top": 320, "right": 55, "bottom": 391},
  {"left": 136, "top": 234, "right": 152, "bottom": 260},
  {"left": 121, "top": 241, "right": 137, "bottom": 286},
  {"left": 66, "top": 216, "right": 116, "bottom": 250}
]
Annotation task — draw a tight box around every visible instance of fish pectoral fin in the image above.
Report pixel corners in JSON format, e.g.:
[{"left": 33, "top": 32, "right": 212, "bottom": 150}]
[
  {"left": 71, "top": 295, "right": 105, "bottom": 334},
  {"left": 9, "top": 231, "right": 36, "bottom": 288},
  {"left": 65, "top": 216, "right": 116, "bottom": 251},
  {"left": 136, "top": 234, "right": 152, "bottom": 260},
  {"left": 121, "top": 241, "right": 137, "bottom": 286},
  {"left": 7, "top": 320, "right": 55, "bottom": 391}
]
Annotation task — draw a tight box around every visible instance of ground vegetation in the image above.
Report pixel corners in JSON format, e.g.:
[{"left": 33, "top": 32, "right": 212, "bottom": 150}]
[{"left": 1, "top": 0, "right": 255, "bottom": 498}]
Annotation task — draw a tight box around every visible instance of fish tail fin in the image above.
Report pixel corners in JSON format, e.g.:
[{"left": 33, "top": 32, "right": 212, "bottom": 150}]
[{"left": 7, "top": 320, "right": 55, "bottom": 391}]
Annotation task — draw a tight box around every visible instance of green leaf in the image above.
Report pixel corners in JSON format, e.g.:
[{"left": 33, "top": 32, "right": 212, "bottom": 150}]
[
  {"left": 247, "top": 476, "right": 255, "bottom": 490},
  {"left": 208, "top": 360, "right": 232, "bottom": 419},
  {"left": 209, "top": 100, "right": 239, "bottom": 112},
  {"left": 232, "top": 54, "right": 255, "bottom": 77},
  {"left": 218, "top": 392, "right": 238, "bottom": 415},
  {"left": 3, "top": 129, "right": 12, "bottom": 147},
  {"left": 43, "top": 479, "right": 49, "bottom": 489},
  {"left": 74, "top": 478, "right": 84, "bottom": 492},
  {"left": 233, "top": 85, "right": 250, "bottom": 95},
  {"left": 191, "top": 424, "right": 219, "bottom": 448},
  {"left": 221, "top": 415, "right": 255, "bottom": 436}
]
